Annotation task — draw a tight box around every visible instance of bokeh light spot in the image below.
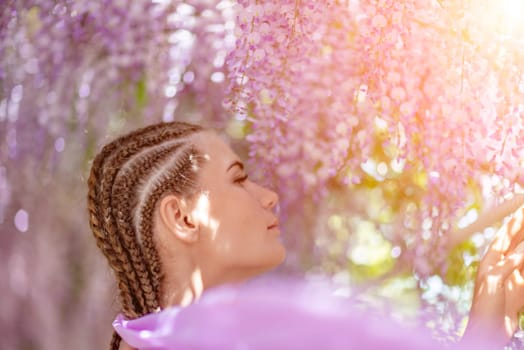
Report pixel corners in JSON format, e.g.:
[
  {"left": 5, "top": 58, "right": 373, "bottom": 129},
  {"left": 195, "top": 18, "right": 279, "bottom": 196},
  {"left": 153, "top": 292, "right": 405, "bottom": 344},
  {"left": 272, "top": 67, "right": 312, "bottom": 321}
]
[
  {"left": 391, "top": 246, "right": 402, "bottom": 258},
  {"left": 14, "top": 209, "right": 29, "bottom": 233},
  {"left": 183, "top": 71, "right": 195, "bottom": 84},
  {"left": 210, "top": 72, "right": 225, "bottom": 83},
  {"left": 54, "top": 137, "right": 65, "bottom": 153},
  {"left": 164, "top": 85, "right": 177, "bottom": 98}
]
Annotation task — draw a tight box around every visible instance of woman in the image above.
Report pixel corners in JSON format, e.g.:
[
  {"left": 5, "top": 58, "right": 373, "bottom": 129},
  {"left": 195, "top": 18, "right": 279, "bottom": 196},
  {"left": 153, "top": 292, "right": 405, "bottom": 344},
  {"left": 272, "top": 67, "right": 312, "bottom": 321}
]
[
  {"left": 88, "top": 122, "right": 284, "bottom": 349},
  {"left": 87, "top": 121, "right": 524, "bottom": 349}
]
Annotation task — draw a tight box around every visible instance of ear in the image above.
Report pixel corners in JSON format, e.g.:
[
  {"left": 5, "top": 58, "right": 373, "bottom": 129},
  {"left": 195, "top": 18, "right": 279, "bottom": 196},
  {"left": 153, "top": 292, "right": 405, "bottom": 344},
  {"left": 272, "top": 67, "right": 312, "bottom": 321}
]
[{"left": 158, "top": 194, "right": 199, "bottom": 244}]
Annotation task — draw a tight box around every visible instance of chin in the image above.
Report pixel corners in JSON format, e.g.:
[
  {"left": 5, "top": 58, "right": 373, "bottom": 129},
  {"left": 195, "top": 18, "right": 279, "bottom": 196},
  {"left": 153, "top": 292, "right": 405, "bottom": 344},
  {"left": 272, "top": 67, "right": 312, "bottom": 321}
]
[
  {"left": 276, "top": 244, "right": 287, "bottom": 263},
  {"left": 267, "top": 245, "right": 287, "bottom": 269},
  {"left": 248, "top": 248, "right": 286, "bottom": 277}
]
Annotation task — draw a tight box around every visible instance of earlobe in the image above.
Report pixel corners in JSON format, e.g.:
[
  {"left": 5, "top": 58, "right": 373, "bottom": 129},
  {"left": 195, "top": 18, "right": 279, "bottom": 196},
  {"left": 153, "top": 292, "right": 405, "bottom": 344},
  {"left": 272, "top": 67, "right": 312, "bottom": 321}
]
[{"left": 159, "top": 195, "right": 199, "bottom": 244}]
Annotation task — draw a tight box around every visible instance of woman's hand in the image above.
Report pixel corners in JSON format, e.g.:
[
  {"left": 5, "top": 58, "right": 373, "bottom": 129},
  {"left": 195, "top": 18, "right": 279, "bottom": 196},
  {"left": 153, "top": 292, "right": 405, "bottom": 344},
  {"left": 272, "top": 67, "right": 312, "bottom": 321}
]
[{"left": 464, "top": 205, "right": 524, "bottom": 346}]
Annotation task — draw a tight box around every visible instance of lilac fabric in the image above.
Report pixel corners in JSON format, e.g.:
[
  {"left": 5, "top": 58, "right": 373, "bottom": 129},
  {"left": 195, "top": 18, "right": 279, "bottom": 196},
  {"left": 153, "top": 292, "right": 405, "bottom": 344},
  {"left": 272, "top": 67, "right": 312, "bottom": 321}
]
[{"left": 113, "top": 280, "right": 498, "bottom": 350}]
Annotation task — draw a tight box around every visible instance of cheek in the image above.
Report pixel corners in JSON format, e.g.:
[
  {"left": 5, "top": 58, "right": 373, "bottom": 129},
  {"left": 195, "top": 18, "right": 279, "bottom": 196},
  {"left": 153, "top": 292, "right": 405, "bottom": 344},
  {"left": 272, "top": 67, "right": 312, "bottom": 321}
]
[
  {"left": 204, "top": 188, "right": 276, "bottom": 259},
  {"left": 219, "top": 201, "right": 262, "bottom": 244},
  {"left": 222, "top": 188, "right": 264, "bottom": 224}
]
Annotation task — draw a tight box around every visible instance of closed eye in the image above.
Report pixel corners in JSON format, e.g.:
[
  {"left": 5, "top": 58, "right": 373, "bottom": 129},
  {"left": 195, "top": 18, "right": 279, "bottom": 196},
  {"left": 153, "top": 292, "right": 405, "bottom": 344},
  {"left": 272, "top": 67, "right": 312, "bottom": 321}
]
[{"left": 234, "top": 174, "right": 249, "bottom": 184}]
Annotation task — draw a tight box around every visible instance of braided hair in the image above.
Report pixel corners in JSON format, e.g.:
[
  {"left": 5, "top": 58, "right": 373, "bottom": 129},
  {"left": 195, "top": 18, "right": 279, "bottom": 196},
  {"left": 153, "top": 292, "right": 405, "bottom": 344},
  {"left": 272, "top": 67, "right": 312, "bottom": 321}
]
[{"left": 86, "top": 121, "right": 205, "bottom": 349}]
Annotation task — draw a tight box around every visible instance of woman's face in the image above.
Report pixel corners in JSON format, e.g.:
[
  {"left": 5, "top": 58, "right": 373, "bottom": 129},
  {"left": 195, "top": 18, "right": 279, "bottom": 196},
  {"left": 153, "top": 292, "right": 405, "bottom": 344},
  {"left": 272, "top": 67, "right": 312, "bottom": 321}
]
[{"left": 188, "top": 131, "right": 285, "bottom": 281}]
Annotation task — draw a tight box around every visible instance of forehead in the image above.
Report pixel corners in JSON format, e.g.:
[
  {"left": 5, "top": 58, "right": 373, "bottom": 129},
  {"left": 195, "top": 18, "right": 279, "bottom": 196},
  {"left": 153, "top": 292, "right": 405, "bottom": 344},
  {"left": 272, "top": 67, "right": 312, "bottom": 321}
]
[{"left": 191, "top": 131, "right": 239, "bottom": 170}]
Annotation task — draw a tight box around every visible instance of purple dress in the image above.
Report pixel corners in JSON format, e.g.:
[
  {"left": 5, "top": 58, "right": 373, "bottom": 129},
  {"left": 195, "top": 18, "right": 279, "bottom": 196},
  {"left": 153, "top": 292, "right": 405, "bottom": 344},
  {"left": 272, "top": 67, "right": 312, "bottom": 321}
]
[{"left": 113, "top": 279, "right": 499, "bottom": 350}]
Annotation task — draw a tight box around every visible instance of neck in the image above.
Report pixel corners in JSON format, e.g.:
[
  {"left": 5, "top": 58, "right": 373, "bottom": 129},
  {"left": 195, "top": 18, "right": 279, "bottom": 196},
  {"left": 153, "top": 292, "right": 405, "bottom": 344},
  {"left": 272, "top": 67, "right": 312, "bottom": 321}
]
[
  {"left": 161, "top": 268, "right": 203, "bottom": 307},
  {"left": 160, "top": 261, "right": 262, "bottom": 308},
  {"left": 160, "top": 251, "right": 204, "bottom": 307}
]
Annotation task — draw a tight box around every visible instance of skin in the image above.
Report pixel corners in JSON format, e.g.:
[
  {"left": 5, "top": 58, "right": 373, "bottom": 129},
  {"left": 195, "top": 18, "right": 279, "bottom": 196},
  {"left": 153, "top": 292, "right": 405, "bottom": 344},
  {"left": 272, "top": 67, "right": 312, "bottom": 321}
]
[
  {"left": 464, "top": 205, "right": 524, "bottom": 347},
  {"left": 155, "top": 131, "right": 285, "bottom": 308},
  {"left": 119, "top": 130, "right": 524, "bottom": 349},
  {"left": 120, "top": 131, "right": 285, "bottom": 350}
]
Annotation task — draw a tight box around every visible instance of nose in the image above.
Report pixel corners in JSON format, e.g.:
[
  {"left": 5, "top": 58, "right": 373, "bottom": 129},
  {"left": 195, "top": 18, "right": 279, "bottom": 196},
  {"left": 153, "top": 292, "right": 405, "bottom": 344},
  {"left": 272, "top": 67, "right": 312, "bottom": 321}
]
[{"left": 256, "top": 183, "right": 279, "bottom": 210}]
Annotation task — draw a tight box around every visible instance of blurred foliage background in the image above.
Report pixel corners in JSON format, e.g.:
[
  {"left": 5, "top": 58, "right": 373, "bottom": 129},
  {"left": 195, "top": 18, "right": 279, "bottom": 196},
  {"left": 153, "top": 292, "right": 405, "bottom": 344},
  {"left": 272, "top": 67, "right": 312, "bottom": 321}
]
[{"left": 2, "top": 1, "right": 524, "bottom": 349}]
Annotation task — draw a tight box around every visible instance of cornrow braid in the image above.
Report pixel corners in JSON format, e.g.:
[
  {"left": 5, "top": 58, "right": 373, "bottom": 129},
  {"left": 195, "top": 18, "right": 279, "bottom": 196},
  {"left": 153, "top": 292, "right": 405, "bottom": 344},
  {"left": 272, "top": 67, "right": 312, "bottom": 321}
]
[
  {"left": 100, "top": 124, "right": 202, "bottom": 314},
  {"left": 96, "top": 126, "right": 198, "bottom": 317},
  {"left": 88, "top": 124, "right": 181, "bottom": 350},
  {"left": 136, "top": 146, "right": 204, "bottom": 300},
  {"left": 111, "top": 141, "right": 185, "bottom": 311},
  {"left": 86, "top": 121, "right": 205, "bottom": 350}
]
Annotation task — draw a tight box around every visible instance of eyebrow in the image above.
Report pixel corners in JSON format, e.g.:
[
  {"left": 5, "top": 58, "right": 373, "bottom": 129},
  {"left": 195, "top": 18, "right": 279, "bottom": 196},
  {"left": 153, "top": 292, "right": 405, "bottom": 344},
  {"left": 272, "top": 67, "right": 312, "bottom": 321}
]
[{"left": 227, "top": 160, "right": 244, "bottom": 172}]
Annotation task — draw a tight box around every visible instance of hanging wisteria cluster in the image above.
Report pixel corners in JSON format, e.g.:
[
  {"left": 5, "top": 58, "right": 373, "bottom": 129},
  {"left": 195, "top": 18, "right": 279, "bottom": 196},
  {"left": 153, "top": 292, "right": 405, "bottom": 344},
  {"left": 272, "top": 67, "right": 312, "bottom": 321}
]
[
  {"left": 0, "top": 1, "right": 235, "bottom": 348},
  {"left": 3, "top": 1, "right": 524, "bottom": 347},
  {"left": 226, "top": 0, "right": 524, "bottom": 274},
  {"left": 0, "top": 0, "right": 236, "bottom": 222}
]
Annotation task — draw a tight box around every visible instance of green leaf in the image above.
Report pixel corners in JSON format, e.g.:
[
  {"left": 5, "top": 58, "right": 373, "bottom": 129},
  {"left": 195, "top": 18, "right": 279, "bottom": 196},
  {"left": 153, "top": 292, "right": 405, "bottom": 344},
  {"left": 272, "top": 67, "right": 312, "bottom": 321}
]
[
  {"left": 135, "top": 76, "right": 148, "bottom": 109},
  {"left": 444, "top": 239, "right": 478, "bottom": 287}
]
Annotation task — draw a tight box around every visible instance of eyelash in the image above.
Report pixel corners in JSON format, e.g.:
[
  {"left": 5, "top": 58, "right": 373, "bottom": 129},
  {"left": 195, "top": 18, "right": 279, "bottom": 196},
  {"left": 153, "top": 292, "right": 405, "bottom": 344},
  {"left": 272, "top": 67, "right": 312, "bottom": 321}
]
[{"left": 234, "top": 175, "right": 249, "bottom": 184}]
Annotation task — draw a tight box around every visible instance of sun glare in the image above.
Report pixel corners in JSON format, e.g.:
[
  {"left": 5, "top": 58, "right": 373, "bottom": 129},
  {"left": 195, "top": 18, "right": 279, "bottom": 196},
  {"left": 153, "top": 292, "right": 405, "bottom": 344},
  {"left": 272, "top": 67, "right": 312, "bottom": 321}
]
[
  {"left": 494, "top": 0, "right": 524, "bottom": 33},
  {"left": 502, "top": 0, "right": 524, "bottom": 17},
  {"left": 471, "top": 0, "right": 524, "bottom": 36},
  {"left": 193, "top": 191, "right": 220, "bottom": 239}
]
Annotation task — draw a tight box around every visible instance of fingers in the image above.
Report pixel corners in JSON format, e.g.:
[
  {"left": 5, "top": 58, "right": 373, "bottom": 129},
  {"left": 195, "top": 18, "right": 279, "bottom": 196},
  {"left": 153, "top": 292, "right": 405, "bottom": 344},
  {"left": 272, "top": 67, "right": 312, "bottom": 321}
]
[
  {"left": 504, "top": 268, "right": 524, "bottom": 337},
  {"left": 507, "top": 206, "right": 524, "bottom": 253},
  {"left": 480, "top": 206, "right": 524, "bottom": 271},
  {"left": 475, "top": 246, "right": 524, "bottom": 297},
  {"left": 489, "top": 246, "right": 524, "bottom": 280},
  {"left": 469, "top": 212, "right": 524, "bottom": 344}
]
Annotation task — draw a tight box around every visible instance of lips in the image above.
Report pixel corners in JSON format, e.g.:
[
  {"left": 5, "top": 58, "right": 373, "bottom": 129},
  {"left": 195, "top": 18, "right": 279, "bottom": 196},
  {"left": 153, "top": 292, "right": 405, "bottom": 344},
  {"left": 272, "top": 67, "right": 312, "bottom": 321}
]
[{"left": 267, "top": 218, "right": 280, "bottom": 230}]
